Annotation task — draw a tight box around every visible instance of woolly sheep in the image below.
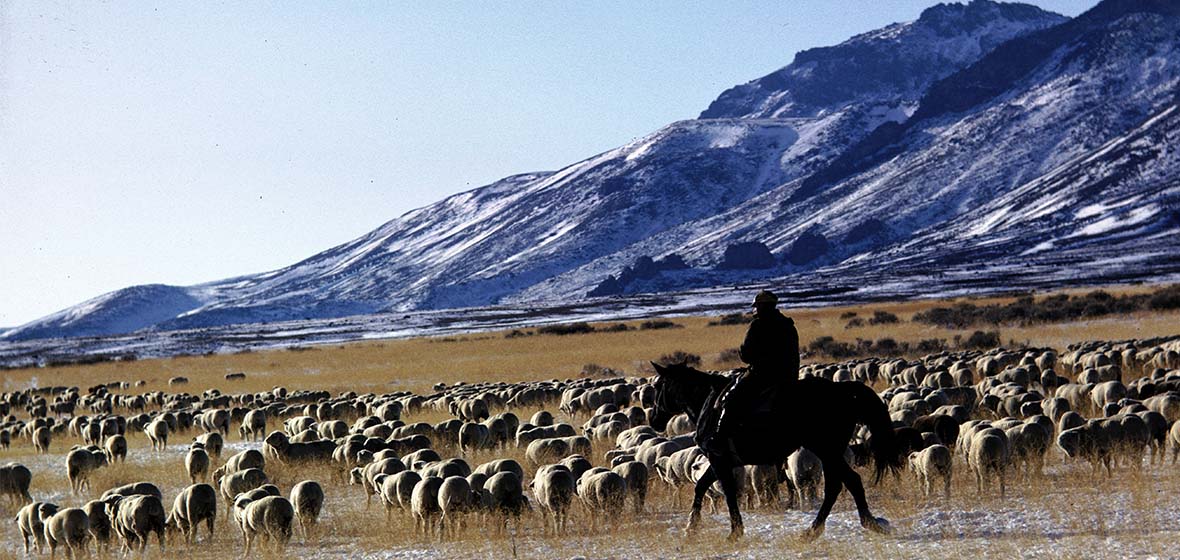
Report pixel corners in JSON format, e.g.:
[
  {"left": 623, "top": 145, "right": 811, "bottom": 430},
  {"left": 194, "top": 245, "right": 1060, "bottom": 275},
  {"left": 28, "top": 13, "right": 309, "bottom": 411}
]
[
  {"left": 104, "top": 434, "right": 127, "bottom": 463},
  {"left": 785, "top": 448, "right": 823, "bottom": 508},
  {"left": 145, "top": 418, "right": 169, "bottom": 452},
  {"left": 111, "top": 494, "right": 167, "bottom": 553},
  {"left": 15, "top": 502, "right": 58, "bottom": 554},
  {"left": 0, "top": 462, "right": 33, "bottom": 505},
  {"left": 483, "top": 471, "right": 529, "bottom": 532},
  {"left": 969, "top": 433, "right": 1008, "bottom": 496},
  {"left": 43, "top": 507, "right": 90, "bottom": 560},
  {"left": 264, "top": 430, "right": 336, "bottom": 464},
  {"left": 66, "top": 446, "right": 108, "bottom": 494},
  {"left": 473, "top": 459, "right": 525, "bottom": 482},
  {"left": 909, "top": 444, "right": 952, "bottom": 498},
  {"left": 102, "top": 481, "right": 163, "bottom": 501},
  {"left": 219, "top": 468, "right": 269, "bottom": 518},
  {"left": 437, "top": 476, "right": 476, "bottom": 540},
  {"left": 458, "top": 422, "right": 493, "bottom": 453},
  {"left": 82, "top": 500, "right": 112, "bottom": 553},
  {"left": 238, "top": 495, "right": 295, "bottom": 555},
  {"left": 166, "top": 483, "right": 217, "bottom": 544},
  {"left": 530, "top": 465, "right": 575, "bottom": 534},
  {"left": 411, "top": 476, "right": 445, "bottom": 537},
  {"left": 1005, "top": 422, "right": 1051, "bottom": 479},
  {"left": 290, "top": 480, "right": 325, "bottom": 538},
  {"left": 33, "top": 427, "right": 51, "bottom": 454},
  {"left": 378, "top": 470, "right": 422, "bottom": 514},
  {"left": 213, "top": 449, "right": 265, "bottom": 481},
  {"left": 612, "top": 460, "right": 649, "bottom": 514},
  {"left": 240, "top": 409, "right": 268, "bottom": 442},
  {"left": 576, "top": 470, "right": 627, "bottom": 529},
  {"left": 194, "top": 432, "right": 224, "bottom": 458},
  {"left": 186, "top": 445, "right": 211, "bottom": 483}
]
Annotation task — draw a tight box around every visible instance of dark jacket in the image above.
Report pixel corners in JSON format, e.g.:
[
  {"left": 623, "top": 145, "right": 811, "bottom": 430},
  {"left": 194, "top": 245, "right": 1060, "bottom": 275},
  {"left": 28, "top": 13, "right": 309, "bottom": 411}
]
[{"left": 739, "top": 309, "right": 800, "bottom": 380}]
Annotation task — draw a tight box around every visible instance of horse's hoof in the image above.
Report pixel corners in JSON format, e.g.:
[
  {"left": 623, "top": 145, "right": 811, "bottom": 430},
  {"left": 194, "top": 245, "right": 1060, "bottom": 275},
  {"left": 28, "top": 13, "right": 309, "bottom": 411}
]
[
  {"left": 726, "top": 526, "right": 744, "bottom": 542},
  {"left": 800, "top": 524, "right": 824, "bottom": 542},
  {"left": 862, "top": 516, "right": 892, "bottom": 535}
]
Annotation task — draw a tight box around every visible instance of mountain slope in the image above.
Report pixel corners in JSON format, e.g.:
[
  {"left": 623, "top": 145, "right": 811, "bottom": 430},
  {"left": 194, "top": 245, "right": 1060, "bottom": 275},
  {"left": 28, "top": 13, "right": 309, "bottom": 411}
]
[{"left": 11, "top": 0, "right": 1180, "bottom": 343}]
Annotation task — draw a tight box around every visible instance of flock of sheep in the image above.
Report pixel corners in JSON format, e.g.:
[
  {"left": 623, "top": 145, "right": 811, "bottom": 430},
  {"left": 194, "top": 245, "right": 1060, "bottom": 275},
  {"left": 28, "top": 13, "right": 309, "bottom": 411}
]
[{"left": 1, "top": 333, "right": 1179, "bottom": 557}]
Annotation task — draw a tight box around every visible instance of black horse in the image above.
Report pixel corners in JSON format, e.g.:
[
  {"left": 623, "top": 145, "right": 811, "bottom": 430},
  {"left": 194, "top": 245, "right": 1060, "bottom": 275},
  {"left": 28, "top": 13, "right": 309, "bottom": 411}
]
[{"left": 648, "top": 361, "right": 903, "bottom": 541}]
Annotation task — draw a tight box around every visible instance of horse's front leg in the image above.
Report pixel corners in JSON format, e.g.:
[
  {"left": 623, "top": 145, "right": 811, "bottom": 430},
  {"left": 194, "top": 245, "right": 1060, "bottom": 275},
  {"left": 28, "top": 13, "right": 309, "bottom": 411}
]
[
  {"left": 685, "top": 466, "right": 717, "bottom": 536},
  {"left": 715, "top": 462, "right": 744, "bottom": 541}
]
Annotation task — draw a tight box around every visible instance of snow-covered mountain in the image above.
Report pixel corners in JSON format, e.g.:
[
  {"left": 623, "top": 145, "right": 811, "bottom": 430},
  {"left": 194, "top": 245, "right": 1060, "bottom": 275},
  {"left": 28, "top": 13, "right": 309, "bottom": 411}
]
[{"left": 6, "top": 0, "right": 1179, "bottom": 343}]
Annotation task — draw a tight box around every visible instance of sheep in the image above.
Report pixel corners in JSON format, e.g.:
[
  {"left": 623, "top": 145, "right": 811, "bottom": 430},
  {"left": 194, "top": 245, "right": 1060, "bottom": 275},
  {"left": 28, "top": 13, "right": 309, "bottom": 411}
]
[
  {"left": 0, "top": 462, "right": 33, "bottom": 505},
  {"left": 102, "top": 481, "right": 164, "bottom": 501},
  {"left": 166, "top": 483, "right": 217, "bottom": 544},
  {"left": 290, "top": 480, "right": 325, "bottom": 539},
  {"left": 111, "top": 494, "right": 167, "bottom": 553},
  {"left": 654, "top": 446, "right": 705, "bottom": 507},
  {"left": 82, "top": 500, "right": 112, "bottom": 553},
  {"left": 66, "top": 446, "right": 108, "bottom": 493},
  {"left": 43, "top": 507, "right": 90, "bottom": 560},
  {"left": 1005, "top": 421, "right": 1052, "bottom": 480},
  {"left": 352, "top": 457, "right": 406, "bottom": 507},
  {"left": 612, "top": 460, "right": 649, "bottom": 514},
  {"left": 418, "top": 458, "right": 472, "bottom": 479},
  {"left": 472, "top": 459, "right": 525, "bottom": 482},
  {"left": 483, "top": 471, "right": 529, "bottom": 533},
  {"left": 437, "top": 476, "right": 476, "bottom": 540},
  {"left": 531, "top": 465, "right": 576, "bottom": 534},
  {"left": 238, "top": 495, "right": 296, "bottom": 555},
  {"left": 665, "top": 413, "right": 695, "bottom": 437},
  {"left": 240, "top": 409, "right": 268, "bottom": 442},
  {"left": 104, "top": 434, "right": 128, "bottom": 463},
  {"left": 194, "top": 432, "right": 224, "bottom": 458},
  {"left": 213, "top": 449, "right": 265, "bottom": 480},
  {"left": 458, "top": 422, "right": 493, "bottom": 453},
  {"left": 1170, "top": 421, "right": 1180, "bottom": 464},
  {"left": 377, "top": 470, "right": 422, "bottom": 515},
  {"left": 198, "top": 410, "right": 231, "bottom": 436},
  {"left": 411, "top": 476, "right": 445, "bottom": 537},
  {"left": 530, "top": 410, "right": 555, "bottom": 426},
  {"left": 1058, "top": 421, "right": 1118, "bottom": 477},
  {"left": 1137, "top": 410, "right": 1168, "bottom": 464},
  {"left": 577, "top": 470, "right": 627, "bottom": 529},
  {"left": 526, "top": 437, "right": 576, "bottom": 466},
  {"left": 33, "top": 426, "right": 51, "bottom": 454},
  {"left": 263, "top": 430, "right": 336, "bottom": 464},
  {"left": 560, "top": 455, "right": 594, "bottom": 481},
  {"left": 15, "top": 502, "right": 58, "bottom": 554},
  {"left": 908, "top": 444, "right": 952, "bottom": 498},
  {"left": 219, "top": 468, "right": 269, "bottom": 518},
  {"left": 787, "top": 448, "right": 823, "bottom": 508},
  {"left": 969, "top": 433, "right": 1009, "bottom": 496},
  {"left": 145, "top": 418, "right": 169, "bottom": 452},
  {"left": 187, "top": 445, "right": 211, "bottom": 483},
  {"left": 515, "top": 423, "right": 577, "bottom": 447}
]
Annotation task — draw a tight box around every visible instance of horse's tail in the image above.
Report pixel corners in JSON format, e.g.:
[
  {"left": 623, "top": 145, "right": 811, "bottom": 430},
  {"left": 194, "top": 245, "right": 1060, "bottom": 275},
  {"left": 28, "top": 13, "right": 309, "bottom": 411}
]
[{"left": 847, "top": 381, "right": 903, "bottom": 483}]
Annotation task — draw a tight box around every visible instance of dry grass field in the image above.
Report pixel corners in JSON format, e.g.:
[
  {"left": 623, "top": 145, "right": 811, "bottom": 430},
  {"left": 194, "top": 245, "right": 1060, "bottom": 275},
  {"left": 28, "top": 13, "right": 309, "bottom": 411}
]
[{"left": 1, "top": 285, "right": 1178, "bottom": 559}]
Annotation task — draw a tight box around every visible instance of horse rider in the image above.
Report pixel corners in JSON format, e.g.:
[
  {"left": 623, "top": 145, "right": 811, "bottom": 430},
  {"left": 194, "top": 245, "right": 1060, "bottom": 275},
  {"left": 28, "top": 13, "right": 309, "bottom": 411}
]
[{"left": 704, "top": 290, "right": 800, "bottom": 456}]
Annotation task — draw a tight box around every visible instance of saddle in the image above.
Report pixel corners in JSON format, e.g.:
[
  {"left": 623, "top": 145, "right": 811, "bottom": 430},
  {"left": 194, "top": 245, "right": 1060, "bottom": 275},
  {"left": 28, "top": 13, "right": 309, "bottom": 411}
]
[{"left": 694, "top": 372, "right": 782, "bottom": 448}]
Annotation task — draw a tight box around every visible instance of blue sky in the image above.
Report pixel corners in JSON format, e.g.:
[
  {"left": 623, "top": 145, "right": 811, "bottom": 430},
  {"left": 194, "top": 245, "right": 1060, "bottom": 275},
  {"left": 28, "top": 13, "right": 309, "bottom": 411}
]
[{"left": 0, "top": 1, "right": 1094, "bottom": 326}]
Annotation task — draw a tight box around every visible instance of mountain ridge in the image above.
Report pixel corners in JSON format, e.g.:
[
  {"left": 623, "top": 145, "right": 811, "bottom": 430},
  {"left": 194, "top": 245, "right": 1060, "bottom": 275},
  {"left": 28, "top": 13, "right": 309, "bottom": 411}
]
[{"left": 6, "top": 0, "right": 1177, "bottom": 344}]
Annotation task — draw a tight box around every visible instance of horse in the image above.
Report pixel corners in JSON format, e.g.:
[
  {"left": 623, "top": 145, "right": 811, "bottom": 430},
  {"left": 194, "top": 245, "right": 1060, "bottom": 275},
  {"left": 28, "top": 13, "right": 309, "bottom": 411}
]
[{"left": 648, "top": 361, "right": 903, "bottom": 541}]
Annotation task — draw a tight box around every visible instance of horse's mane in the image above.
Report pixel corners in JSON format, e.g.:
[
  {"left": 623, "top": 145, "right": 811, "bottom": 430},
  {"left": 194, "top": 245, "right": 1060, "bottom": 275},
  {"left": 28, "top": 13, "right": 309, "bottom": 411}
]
[{"left": 660, "top": 363, "right": 734, "bottom": 390}]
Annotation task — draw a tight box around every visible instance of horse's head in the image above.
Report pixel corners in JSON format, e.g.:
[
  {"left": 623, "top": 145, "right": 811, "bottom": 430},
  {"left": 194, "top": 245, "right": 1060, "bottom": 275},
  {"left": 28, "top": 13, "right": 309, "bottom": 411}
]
[{"left": 647, "top": 361, "right": 693, "bottom": 432}]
